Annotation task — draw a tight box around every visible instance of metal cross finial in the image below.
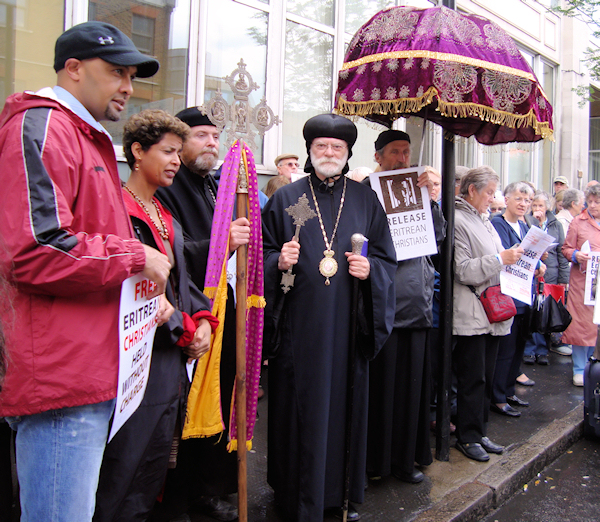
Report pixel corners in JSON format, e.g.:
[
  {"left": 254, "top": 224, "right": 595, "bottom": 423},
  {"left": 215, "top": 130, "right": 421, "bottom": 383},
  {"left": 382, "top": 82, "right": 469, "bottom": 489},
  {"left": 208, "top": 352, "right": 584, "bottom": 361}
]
[
  {"left": 280, "top": 194, "right": 317, "bottom": 294},
  {"left": 199, "top": 59, "right": 281, "bottom": 153}
]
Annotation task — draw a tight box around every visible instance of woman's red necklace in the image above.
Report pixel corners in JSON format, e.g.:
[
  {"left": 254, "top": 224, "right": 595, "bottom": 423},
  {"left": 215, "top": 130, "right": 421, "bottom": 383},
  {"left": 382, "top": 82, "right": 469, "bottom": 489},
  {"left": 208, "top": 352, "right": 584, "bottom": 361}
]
[{"left": 124, "top": 185, "right": 169, "bottom": 240}]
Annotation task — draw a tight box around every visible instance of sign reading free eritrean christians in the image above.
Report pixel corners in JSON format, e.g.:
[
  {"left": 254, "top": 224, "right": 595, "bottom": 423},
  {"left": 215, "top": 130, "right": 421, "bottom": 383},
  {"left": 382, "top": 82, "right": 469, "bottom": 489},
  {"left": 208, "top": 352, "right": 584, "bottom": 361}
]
[
  {"left": 108, "top": 274, "right": 159, "bottom": 442},
  {"left": 370, "top": 166, "right": 437, "bottom": 261}
]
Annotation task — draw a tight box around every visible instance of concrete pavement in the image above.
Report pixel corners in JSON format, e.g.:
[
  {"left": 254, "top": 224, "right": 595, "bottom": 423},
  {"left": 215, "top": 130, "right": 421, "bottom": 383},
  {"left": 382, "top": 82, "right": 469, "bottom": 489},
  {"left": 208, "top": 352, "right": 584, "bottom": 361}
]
[{"left": 192, "top": 349, "right": 585, "bottom": 521}]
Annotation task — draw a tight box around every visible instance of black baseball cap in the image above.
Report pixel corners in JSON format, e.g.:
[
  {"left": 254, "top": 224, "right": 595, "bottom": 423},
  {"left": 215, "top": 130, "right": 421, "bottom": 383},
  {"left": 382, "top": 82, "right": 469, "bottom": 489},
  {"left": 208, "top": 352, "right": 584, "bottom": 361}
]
[{"left": 54, "top": 21, "right": 159, "bottom": 78}]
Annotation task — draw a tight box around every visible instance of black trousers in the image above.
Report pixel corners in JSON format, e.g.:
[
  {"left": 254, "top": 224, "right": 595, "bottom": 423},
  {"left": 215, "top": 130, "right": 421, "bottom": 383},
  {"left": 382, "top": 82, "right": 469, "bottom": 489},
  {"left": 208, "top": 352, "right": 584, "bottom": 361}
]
[
  {"left": 492, "top": 314, "right": 528, "bottom": 404},
  {"left": 453, "top": 334, "right": 501, "bottom": 444}
]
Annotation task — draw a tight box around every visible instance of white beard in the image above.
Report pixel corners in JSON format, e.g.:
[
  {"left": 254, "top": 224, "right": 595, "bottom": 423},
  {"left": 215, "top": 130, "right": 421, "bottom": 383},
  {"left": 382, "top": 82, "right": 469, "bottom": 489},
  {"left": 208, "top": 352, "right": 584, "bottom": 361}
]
[
  {"left": 188, "top": 148, "right": 218, "bottom": 174},
  {"left": 310, "top": 151, "right": 348, "bottom": 178}
]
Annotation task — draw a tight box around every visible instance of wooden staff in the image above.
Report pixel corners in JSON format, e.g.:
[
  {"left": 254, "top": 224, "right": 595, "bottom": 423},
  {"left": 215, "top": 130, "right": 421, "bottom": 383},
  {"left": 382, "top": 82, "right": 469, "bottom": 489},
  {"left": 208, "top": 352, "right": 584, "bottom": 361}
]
[
  {"left": 235, "top": 153, "right": 248, "bottom": 522},
  {"left": 342, "top": 233, "right": 367, "bottom": 522}
]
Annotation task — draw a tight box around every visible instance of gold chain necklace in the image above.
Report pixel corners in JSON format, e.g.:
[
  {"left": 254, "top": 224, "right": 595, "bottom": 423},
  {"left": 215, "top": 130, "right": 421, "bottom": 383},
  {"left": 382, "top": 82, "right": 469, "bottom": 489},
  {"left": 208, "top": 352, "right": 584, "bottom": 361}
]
[
  {"left": 308, "top": 176, "right": 347, "bottom": 285},
  {"left": 124, "top": 185, "right": 169, "bottom": 240}
]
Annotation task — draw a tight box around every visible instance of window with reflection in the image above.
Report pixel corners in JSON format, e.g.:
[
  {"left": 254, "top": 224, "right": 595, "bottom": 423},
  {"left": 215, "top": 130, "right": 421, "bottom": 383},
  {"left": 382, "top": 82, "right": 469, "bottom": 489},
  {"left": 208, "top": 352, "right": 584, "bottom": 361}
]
[
  {"left": 590, "top": 117, "right": 600, "bottom": 182},
  {"left": 482, "top": 146, "right": 503, "bottom": 185},
  {"left": 508, "top": 144, "right": 531, "bottom": 185},
  {"left": 204, "top": 0, "right": 268, "bottom": 164},
  {"left": 282, "top": 21, "right": 333, "bottom": 164},
  {"left": 0, "top": 0, "right": 64, "bottom": 109},
  {"left": 287, "top": 0, "right": 334, "bottom": 27},
  {"left": 89, "top": 0, "right": 192, "bottom": 145},
  {"left": 539, "top": 61, "right": 554, "bottom": 191},
  {"left": 345, "top": 0, "right": 396, "bottom": 35},
  {"left": 455, "top": 135, "right": 477, "bottom": 169}
]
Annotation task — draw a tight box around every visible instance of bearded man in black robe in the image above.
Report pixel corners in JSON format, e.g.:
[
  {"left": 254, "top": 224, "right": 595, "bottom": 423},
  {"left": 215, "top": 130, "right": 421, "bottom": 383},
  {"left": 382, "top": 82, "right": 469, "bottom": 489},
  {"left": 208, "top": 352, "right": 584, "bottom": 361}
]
[
  {"left": 153, "top": 108, "right": 249, "bottom": 522},
  {"left": 262, "top": 114, "right": 396, "bottom": 522}
]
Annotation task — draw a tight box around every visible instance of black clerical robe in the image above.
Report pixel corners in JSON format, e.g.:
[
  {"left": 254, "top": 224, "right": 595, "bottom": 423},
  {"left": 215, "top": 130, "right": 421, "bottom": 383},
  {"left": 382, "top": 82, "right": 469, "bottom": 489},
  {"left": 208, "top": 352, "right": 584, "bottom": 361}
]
[
  {"left": 367, "top": 200, "right": 446, "bottom": 478},
  {"left": 155, "top": 165, "right": 238, "bottom": 505},
  {"left": 262, "top": 173, "right": 396, "bottom": 521}
]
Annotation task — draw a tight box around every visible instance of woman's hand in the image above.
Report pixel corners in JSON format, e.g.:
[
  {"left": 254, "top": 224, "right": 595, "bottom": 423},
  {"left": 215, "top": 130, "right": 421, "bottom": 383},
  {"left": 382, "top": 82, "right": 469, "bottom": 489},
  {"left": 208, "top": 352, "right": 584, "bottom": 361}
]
[
  {"left": 499, "top": 246, "right": 524, "bottom": 265},
  {"left": 182, "top": 318, "right": 212, "bottom": 359},
  {"left": 535, "top": 262, "right": 546, "bottom": 278},
  {"left": 156, "top": 294, "right": 175, "bottom": 326},
  {"left": 575, "top": 250, "right": 590, "bottom": 265}
]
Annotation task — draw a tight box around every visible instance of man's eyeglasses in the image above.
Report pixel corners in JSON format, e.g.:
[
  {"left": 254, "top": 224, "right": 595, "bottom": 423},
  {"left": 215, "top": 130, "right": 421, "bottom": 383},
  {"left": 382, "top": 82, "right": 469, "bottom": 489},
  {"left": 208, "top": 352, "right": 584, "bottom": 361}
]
[{"left": 313, "top": 142, "right": 347, "bottom": 153}]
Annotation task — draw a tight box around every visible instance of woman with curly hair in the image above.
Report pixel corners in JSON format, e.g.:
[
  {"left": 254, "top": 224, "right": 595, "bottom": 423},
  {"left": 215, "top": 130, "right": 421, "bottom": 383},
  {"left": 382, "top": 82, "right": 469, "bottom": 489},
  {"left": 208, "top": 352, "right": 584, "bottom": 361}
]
[{"left": 94, "top": 110, "right": 218, "bottom": 522}]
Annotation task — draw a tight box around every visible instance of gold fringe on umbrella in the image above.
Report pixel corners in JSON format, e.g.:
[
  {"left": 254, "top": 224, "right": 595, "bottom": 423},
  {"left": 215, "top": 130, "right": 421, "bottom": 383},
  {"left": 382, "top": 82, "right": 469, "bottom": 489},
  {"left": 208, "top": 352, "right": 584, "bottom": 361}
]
[{"left": 335, "top": 86, "right": 553, "bottom": 141}]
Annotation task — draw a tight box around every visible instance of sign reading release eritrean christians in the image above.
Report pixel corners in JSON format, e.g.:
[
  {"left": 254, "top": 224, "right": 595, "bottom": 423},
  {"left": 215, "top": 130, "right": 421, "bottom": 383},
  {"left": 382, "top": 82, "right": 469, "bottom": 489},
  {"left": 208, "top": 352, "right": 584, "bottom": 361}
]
[
  {"left": 108, "top": 274, "right": 159, "bottom": 442},
  {"left": 499, "top": 226, "right": 555, "bottom": 306},
  {"left": 370, "top": 166, "right": 436, "bottom": 261}
]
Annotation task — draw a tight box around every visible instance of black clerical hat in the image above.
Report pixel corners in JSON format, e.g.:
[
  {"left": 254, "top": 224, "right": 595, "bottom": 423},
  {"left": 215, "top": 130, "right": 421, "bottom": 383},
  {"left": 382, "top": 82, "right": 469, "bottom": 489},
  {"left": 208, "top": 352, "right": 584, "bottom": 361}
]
[
  {"left": 175, "top": 107, "right": 218, "bottom": 128},
  {"left": 303, "top": 114, "right": 357, "bottom": 175},
  {"left": 374, "top": 130, "right": 411, "bottom": 151}
]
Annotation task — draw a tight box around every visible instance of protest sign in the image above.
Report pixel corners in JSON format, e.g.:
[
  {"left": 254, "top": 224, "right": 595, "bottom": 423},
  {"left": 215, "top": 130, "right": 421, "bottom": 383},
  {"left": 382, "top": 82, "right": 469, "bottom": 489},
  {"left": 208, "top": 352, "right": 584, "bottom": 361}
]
[
  {"left": 499, "top": 226, "right": 555, "bottom": 305},
  {"left": 369, "top": 166, "right": 437, "bottom": 261},
  {"left": 584, "top": 252, "right": 600, "bottom": 306},
  {"left": 109, "top": 274, "right": 159, "bottom": 442}
]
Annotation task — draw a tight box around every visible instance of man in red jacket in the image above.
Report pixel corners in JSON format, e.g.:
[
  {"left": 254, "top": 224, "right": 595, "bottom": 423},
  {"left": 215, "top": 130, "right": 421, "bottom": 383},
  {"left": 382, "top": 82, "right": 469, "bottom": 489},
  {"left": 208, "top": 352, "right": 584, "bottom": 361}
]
[{"left": 0, "top": 22, "right": 171, "bottom": 522}]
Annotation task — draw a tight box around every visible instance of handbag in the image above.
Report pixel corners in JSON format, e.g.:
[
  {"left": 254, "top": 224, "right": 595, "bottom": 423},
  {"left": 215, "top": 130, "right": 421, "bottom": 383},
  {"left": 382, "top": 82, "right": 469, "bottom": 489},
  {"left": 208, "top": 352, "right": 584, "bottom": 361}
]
[
  {"left": 469, "top": 284, "right": 517, "bottom": 324},
  {"left": 531, "top": 280, "right": 572, "bottom": 334}
]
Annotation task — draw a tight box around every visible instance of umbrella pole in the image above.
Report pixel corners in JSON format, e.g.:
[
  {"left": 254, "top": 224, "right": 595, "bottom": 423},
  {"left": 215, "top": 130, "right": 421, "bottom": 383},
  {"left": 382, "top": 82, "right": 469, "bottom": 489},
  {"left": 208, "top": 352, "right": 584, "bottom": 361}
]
[
  {"left": 436, "top": 137, "right": 455, "bottom": 461},
  {"left": 436, "top": 0, "right": 456, "bottom": 463},
  {"left": 236, "top": 158, "right": 248, "bottom": 522}
]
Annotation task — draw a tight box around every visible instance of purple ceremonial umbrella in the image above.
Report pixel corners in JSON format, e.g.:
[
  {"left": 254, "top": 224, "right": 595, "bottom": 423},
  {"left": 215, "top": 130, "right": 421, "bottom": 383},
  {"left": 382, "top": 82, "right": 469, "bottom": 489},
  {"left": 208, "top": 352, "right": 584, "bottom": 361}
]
[{"left": 334, "top": 5, "right": 553, "bottom": 145}]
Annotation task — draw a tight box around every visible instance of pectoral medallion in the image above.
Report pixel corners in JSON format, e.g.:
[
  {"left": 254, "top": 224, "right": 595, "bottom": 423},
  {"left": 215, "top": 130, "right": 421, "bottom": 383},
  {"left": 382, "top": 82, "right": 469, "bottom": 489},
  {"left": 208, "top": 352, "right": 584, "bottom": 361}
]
[
  {"left": 319, "top": 250, "right": 338, "bottom": 285},
  {"left": 308, "top": 176, "right": 347, "bottom": 287}
]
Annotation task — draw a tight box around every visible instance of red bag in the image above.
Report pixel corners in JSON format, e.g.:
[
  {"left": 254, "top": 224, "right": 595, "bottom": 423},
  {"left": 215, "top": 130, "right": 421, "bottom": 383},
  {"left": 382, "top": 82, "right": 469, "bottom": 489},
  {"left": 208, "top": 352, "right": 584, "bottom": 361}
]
[
  {"left": 543, "top": 282, "right": 566, "bottom": 303},
  {"left": 469, "top": 284, "right": 517, "bottom": 324}
]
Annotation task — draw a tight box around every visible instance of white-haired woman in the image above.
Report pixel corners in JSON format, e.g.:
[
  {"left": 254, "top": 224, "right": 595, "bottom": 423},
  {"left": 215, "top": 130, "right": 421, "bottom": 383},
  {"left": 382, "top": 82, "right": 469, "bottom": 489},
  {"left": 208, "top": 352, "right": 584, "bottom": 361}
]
[
  {"left": 453, "top": 167, "right": 524, "bottom": 462},
  {"left": 491, "top": 182, "right": 545, "bottom": 418},
  {"left": 555, "top": 188, "right": 585, "bottom": 238}
]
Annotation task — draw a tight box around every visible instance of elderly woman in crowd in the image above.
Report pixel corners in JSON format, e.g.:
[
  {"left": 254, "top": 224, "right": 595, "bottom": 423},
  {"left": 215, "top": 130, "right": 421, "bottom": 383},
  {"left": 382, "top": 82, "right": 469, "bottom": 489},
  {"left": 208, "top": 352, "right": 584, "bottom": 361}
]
[
  {"left": 94, "top": 110, "right": 218, "bottom": 522},
  {"left": 522, "top": 191, "right": 570, "bottom": 365},
  {"left": 453, "top": 167, "right": 524, "bottom": 462},
  {"left": 490, "top": 182, "right": 545, "bottom": 418},
  {"left": 555, "top": 188, "right": 585, "bottom": 238},
  {"left": 562, "top": 184, "right": 600, "bottom": 386}
]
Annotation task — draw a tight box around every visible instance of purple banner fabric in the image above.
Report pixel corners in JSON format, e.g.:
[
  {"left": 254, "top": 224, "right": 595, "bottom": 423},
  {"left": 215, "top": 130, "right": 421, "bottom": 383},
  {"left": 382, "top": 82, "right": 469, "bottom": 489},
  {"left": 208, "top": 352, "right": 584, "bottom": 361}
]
[
  {"left": 335, "top": 6, "right": 553, "bottom": 144},
  {"left": 204, "top": 140, "right": 265, "bottom": 450}
]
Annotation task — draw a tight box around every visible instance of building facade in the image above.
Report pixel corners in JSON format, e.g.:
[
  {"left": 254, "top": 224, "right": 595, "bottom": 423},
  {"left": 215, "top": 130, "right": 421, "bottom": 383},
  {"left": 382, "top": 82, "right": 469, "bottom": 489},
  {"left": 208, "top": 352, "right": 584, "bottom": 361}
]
[{"left": 1, "top": 0, "right": 596, "bottom": 190}]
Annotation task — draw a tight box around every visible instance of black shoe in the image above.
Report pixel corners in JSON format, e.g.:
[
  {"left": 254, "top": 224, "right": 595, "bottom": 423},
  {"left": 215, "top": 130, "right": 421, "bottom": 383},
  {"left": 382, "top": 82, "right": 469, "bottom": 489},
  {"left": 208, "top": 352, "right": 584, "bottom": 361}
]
[
  {"left": 392, "top": 468, "right": 425, "bottom": 484},
  {"left": 516, "top": 377, "right": 535, "bottom": 386},
  {"left": 491, "top": 403, "right": 521, "bottom": 417},
  {"left": 523, "top": 354, "right": 536, "bottom": 365},
  {"left": 536, "top": 354, "right": 549, "bottom": 365},
  {"left": 507, "top": 395, "right": 529, "bottom": 407},
  {"left": 194, "top": 497, "right": 238, "bottom": 521},
  {"left": 326, "top": 503, "right": 361, "bottom": 521},
  {"left": 480, "top": 437, "right": 504, "bottom": 454},
  {"left": 455, "top": 442, "right": 489, "bottom": 462}
]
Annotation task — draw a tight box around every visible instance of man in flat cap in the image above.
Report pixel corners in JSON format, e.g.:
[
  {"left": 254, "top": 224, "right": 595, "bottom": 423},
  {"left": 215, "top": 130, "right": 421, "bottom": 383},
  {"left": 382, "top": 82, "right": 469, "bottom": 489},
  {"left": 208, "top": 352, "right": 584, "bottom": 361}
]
[
  {"left": 154, "top": 107, "right": 248, "bottom": 522},
  {"left": 366, "top": 129, "right": 446, "bottom": 486},
  {"left": 274, "top": 153, "right": 300, "bottom": 180},
  {"left": 0, "top": 21, "right": 169, "bottom": 521},
  {"left": 262, "top": 113, "right": 396, "bottom": 521},
  {"left": 553, "top": 175, "right": 569, "bottom": 196}
]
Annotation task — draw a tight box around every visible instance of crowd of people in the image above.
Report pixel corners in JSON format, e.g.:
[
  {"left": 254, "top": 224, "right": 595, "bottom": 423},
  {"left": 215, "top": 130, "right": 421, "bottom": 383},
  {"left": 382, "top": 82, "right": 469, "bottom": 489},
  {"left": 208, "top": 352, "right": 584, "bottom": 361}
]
[{"left": 0, "top": 20, "right": 598, "bottom": 522}]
